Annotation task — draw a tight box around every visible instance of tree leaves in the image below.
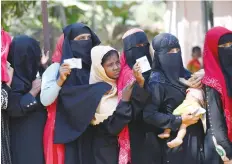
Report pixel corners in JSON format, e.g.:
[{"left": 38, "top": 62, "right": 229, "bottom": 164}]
[{"left": 1, "top": 1, "right": 36, "bottom": 30}]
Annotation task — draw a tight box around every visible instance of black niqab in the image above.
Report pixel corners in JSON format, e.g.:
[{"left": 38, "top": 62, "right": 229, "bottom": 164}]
[
  {"left": 123, "top": 31, "right": 152, "bottom": 80},
  {"left": 123, "top": 32, "right": 152, "bottom": 68},
  {"left": 218, "top": 33, "right": 232, "bottom": 97},
  {"left": 55, "top": 23, "right": 111, "bottom": 144},
  {"left": 7, "top": 35, "right": 41, "bottom": 93},
  {"left": 151, "top": 33, "right": 188, "bottom": 88},
  {"left": 62, "top": 23, "right": 100, "bottom": 69}
]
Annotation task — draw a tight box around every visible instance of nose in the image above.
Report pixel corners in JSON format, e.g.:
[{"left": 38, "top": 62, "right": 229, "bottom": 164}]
[{"left": 113, "top": 63, "right": 120, "bottom": 71}]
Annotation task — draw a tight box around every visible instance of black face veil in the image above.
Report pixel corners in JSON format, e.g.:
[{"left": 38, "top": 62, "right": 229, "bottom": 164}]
[
  {"left": 55, "top": 23, "right": 111, "bottom": 144},
  {"left": 151, "top": 33, "right": 189, "bottom": 88},
  {"left": 218, "top": 33, "right": 232, "bottom": 97},
  {"left": 123, "top": 31, "right": 152, "bottom": 81}
]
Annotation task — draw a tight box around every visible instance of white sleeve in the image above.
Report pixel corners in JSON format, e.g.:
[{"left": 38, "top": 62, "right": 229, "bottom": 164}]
[{"left": 40, "top": 63, "right": 61, "bottom": 106}]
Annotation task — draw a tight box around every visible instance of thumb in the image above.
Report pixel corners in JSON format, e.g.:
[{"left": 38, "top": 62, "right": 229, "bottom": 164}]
[{"left": 46, "top": 50, "right": 49, "bottom": 56}]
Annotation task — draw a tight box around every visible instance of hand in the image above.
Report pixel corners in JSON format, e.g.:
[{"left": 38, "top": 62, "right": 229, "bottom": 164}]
[
  {"left": 57, "top": 63, "right": 71, "bottom": 87},
  {"left": 41, "top": 49, "right": 50, "bottom": 67},
  {"left": 187, "top": 75, "right": 202, "bottom": 88},
  {"left": 122, "top": 81, "right": 135, "bottom": 102},
  {"left": 194, "top": 69, "right": 205, "bottom": 79},
  {"left": 224, "top": 160, "right": 232, "bottom": 164},
  {"left": 187, "top": 69, "right": 205, "bottom": 88},
  {"left": 181, "top": 112, "right": 200, "bottom": 126},
  {"left": 29, "top": 78, "right": 42, "bottom": 97},
  {"left": 6, "top": 66, "right": 14, "bottom": 87},
  {"left": 133, "top": 62, "right": 144, "bottom": 87}
]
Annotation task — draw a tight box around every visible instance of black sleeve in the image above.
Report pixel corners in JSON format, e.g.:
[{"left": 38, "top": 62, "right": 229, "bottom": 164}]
[
  {"left": 7, "top": 92, "right": 40, "bottom": 117},
  {"left": 130, "top": 83, "right": 150, "bottom": 119},
  {"left": 206, "top": 87, "right": 232, "bottom": 160},
  {"left": 101, "top": 100, "right": 132, "bottom": 136},
  {"left": 143, "top": 83, "right": 182, "bottom": 131}
]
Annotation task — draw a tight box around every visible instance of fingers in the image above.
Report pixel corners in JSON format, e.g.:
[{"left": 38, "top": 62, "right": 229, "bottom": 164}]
[
  {"left": 188, "top": 76, "right": 202, "bottom": 88},
  {"left": 46, "top": 50, "right": 49, "bottom": 57},
  {"left": 126, "top": 81, "right": 135, "bottom": 90},
  {"left": 33, "top": 79, "right": 42, "bottom": 87},
  {"left": 135, "top": 65, "right": 142, "bottom": 73},
  {"left": 192, "top": 80, "right": 202, "bottom": 88},
  {"left": 7, "top": 67, "right": 14, "bottom": 77},
  {"left": 41, "top": 50, "right": 50, "bottom": 65},
  {"left": 188, "top": 76, "right": 195, "bottom": 82},
  {"left": 61, "top": 66, "right": 71, "bottom": 70},
  {"left": 60, "top": 68, "right": 71, "bottom": 75},
  {"left": 133, "top": 62, "right": 142, "bottom": 73},
  {"left": 61, "top": 63, "right": 70, "bottom": 67},
  {"left": 60, "top": 67, "right": 71, "bottom": 71},
  {"left": 60, "top": 64, "right": 71, "bottom": 75},
  {"left": 133, "top": 62, "right": 139, "bottom": 68},
  {"left": 41, "top": 48, "right": 45, "bottom": 56}
]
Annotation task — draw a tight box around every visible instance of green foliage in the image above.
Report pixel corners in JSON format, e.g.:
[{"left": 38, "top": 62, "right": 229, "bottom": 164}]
[
  {"left": 1, "top": 1, "right": 36, "bottom": 31},
  {"left": 48, "top": 1, "right": 84, "bottom": 26},
  {"left": 96, "top": 1, "right": 136, "bottom": 24},
  {"left": 81, "top": 1, "right": 136, "bottom": 25}
]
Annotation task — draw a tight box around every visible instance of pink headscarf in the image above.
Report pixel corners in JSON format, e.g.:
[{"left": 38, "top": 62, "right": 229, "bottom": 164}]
[
  {"left": 117, "top": 53, "right": 135, "bottom": 164},
  {"left": 117, "top": 28, "right": 145, "bottom": 164},
  {"left": 52, "top": 34, "right": 64, "bottom": 63},
  {"left": 117, "top": 28, "right": 144, "bottom": 164},
  {"left": 1, "top": 29, "right": 12, "bottom": 82}
]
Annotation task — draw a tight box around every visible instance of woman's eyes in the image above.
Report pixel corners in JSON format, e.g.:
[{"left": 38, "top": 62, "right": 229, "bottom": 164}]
[
  {"left": 135, "top": 43, "right": 147, "bottom": 47},
  {"left": 74, "top": 35, "right": 91, "bottom": 40},
  {"left": 107, "top": 61, "right": 120, "bottom": 67},
  {"left": 168, "top": 48, "right": 180, "bottom": 53},
  {"left": 218, "top": 42, "right": 232, "bottom": 48}
]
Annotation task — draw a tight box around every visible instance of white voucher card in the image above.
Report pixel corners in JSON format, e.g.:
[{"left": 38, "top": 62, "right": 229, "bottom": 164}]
[
  {"left": 64, "top": 58, "right": 82, "bottom": 69},
  {"left": 136, "top": 56, "right": 151, "bottom": 73}
]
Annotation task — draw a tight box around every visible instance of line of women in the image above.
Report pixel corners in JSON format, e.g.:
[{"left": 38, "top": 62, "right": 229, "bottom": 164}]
[{"left": 1, "top": 24, "right": 231, "bottom": 164}]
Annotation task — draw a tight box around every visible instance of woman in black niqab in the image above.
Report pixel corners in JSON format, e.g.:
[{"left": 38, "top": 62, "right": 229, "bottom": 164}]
[
  {"left": 151, "top": 33, "right": 190, "bottom": 89},
  {"left": 54, "top": 23, "right": 111, "bottom": 164},
  {"left": 143, "top": 33, "right": 204, "bottom": 164},
  {"left": 7, "top": 35, "right": 46, "bottom": 164}
]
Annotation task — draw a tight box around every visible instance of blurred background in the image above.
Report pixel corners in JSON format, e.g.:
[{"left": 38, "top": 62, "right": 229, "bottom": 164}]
[{"left": 1, "top": 0, "right": 232, "bottom": 66}]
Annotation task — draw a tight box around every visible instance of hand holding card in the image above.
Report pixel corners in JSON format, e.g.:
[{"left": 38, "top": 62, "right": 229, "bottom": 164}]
[
  {"left": 64, "top": 58, "right": 82, "bottom": 69},
  {"left": 136, "top": 56, "right": 151, "bottom": 73}
]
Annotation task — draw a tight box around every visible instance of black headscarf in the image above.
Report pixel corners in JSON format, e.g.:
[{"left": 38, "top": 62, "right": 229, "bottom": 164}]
[
  {"left": 61, "top": 23, "right": 100, "bottom": 68},
  {"left": 55, "top": 23, "right": 111, "bottom": 144},
  {"left": 123, "top": 31, "right": 152, "bottom": 80},
  {"left": 218, "top": 33, "right": 232, "bottom": 97},
  {"left": 7, "top": 35, "right": 41, "bottom": 93},
  {"left": 151, "top": 33, "right": 189, "bottom": 88},
  {"left": 60, "top": 23, "right": 101, "bottom": 86}
]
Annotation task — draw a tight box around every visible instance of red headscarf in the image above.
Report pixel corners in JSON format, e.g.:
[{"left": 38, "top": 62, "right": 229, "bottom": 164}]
[
  {"left": 202, "top": 26, "right": 232, "bottom": 141},
  {"left": 1, "top": 29, "right": 12, "bottom": 82},
  {"left": 43, "top": 34, "right": 65, "bottom": 164},
  {"left": 52, "top": 34, "right": 64, "bottom": 63}
]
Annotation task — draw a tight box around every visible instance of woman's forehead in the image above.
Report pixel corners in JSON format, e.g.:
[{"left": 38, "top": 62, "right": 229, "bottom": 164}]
[{"left": 122, "top": 28, "right": 144, "bottom": 39}]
